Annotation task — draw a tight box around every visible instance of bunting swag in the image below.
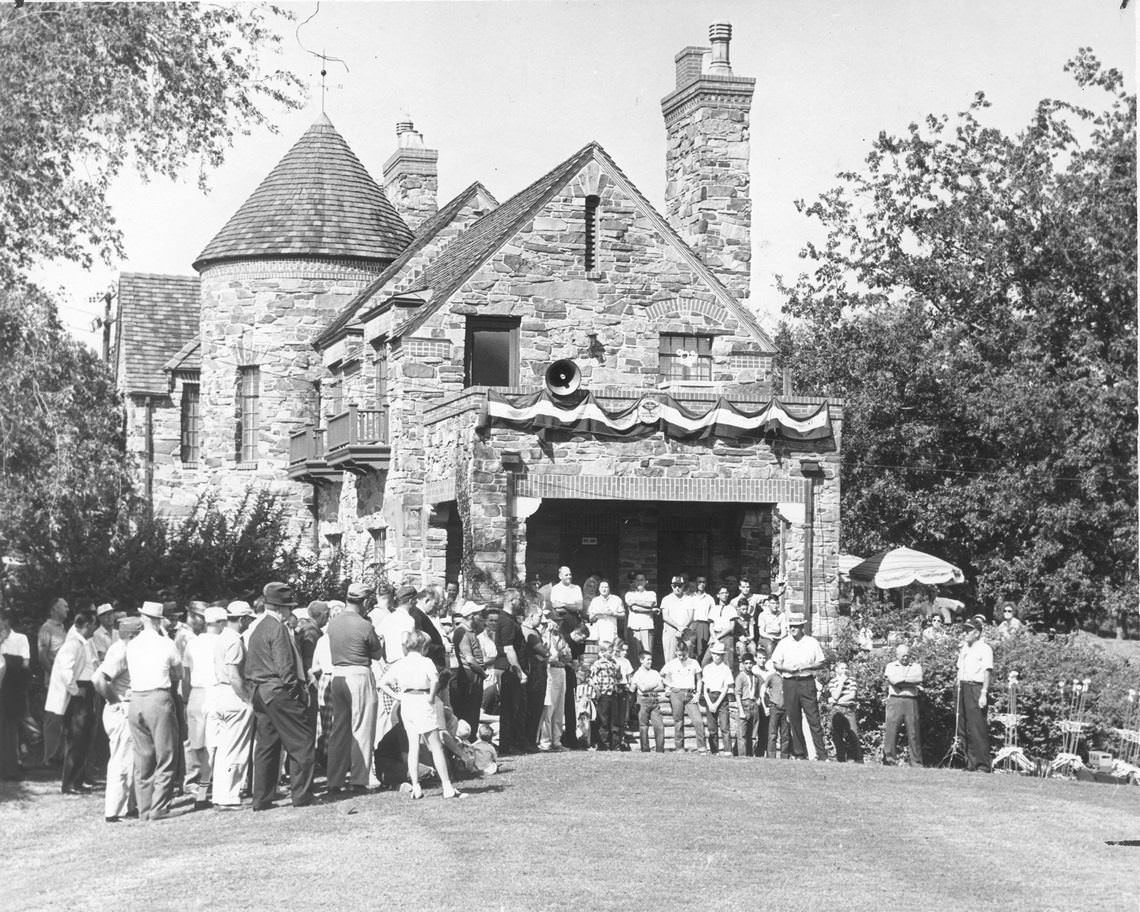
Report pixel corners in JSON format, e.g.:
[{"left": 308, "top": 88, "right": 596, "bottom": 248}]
[{"left": 477, "top": 390, "right": 832, "bottom": 442}]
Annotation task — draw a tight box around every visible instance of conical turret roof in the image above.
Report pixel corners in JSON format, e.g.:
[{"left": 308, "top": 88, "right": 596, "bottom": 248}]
[{"left": 193, "top": 114, "right": 413, "bottom": 270}]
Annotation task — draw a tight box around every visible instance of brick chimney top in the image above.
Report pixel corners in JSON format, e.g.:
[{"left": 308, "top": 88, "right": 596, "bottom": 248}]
[{"left": 708, "top": 23, "right": 733, "bottom": 75}]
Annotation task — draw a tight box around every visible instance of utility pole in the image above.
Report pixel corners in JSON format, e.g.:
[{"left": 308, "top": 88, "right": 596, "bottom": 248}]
[{"left": 90, "top": 287, "right": 117, "bottom": 363}]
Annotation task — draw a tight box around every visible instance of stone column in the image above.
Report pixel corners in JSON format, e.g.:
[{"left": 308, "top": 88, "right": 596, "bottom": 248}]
[{"left": 383, "top": 122, "right": 438, "bottom": 233}]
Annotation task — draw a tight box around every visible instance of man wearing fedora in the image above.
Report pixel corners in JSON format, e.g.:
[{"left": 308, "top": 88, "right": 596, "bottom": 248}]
[
  {"left": 770, "top": 611, "right": 828, "bottom": 761},
  {"left": 245, "top": 582, "right": 317, "bottom": 810},
  {"left": 126, "top": 600, "right": 183, "bottom": 820}
]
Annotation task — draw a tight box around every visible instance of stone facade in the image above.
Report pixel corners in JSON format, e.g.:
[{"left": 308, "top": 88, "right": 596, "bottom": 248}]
[
  {"left": 383, "top": 122, "right": 439, "bottom": 233},
  {"left": 662, "top": 24, "right": 755, "bottom": 303}
]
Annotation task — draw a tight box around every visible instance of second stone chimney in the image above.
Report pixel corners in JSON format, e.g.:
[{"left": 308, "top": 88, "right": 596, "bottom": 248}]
[
  {"left": 383, "top": 121, "right": 438, "bottom": 233},
  {"left": 661, "top": 23, "right": 755, "bottom": 303}
]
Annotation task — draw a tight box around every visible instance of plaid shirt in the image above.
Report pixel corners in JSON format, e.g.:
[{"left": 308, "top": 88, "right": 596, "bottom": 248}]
[{"left": 588, "top": 655, "right": 620, "bottom": 697}]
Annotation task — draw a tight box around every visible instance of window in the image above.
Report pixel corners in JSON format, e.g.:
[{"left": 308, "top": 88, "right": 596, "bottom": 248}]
[
  {"left": 465, "top": 317, "right": 519, "bottom": 387},
  {"left": 659, "top": 334, "right": 713, "bottom": 382},
  {"left": 374, "top": 348, "right": 389, "bottom": 443},
  {"left": 584, "top": 194, "right": 600, "bottom": 272},
  {"left": 370, "top": 527, "right": 387, "bottom": 572},
  {"left": 236, "top": 366, "right": 259, "bottom": 463},
  {"left": 179, "top": 384, "right": 200, "bottom": 465}
]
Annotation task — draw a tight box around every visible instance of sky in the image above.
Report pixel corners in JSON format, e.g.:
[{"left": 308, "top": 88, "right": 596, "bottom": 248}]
[{"left": 39, "top": 0, "right": 1136, "bottom": 350}]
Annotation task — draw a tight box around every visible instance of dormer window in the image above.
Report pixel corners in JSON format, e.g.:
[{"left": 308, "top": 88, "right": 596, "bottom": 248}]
[
  {"left": 465, "top": 317, "right": 519, "bottom": 387},
  {"left": 584, "top": 194, "right": 600, "bottom": 272},
  {"left": 659, "top": 333, "right": 712, "bottom": 382}
]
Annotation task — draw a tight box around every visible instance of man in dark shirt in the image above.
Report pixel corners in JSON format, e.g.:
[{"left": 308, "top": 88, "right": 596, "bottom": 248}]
[
  {"left": 296, "top": 600, "right": 328, "bottom": 769},
  {"left": 245, "top": 582, "right": 316, "bottom": 810},
  {"left": 325, "top": 592, "right": 383, "bottom": 791},
  {"left": 450, "top": 602, "right": 486, "bottom": 739},
  {"left": 492, "top": 594, "right": 529, "bottom": 755}
]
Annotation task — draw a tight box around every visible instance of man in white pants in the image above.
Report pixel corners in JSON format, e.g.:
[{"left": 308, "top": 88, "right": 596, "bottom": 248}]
[
  {"left": 207, "top": 601, "right": 255, "bottom": 809},
  {"left": 92, "top": 616, "right": 144, "bottom": 822},
  {"left": 183, "top": 605, "right": 225, "bottom": 808},
  {"left": 538, "top": 614, "right": 572, "bottom": 751}
]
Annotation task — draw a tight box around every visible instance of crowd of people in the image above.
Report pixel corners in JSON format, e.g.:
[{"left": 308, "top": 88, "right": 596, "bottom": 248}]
[{"left": 0, "top": 566, "right": 1005, "bottom": 821}]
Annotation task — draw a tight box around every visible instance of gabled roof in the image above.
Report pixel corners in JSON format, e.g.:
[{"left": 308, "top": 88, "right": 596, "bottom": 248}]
[
  {"left": 193, "top": 114, "right": 413, "bottom": 271},
  {"left": 313, "top": 181, "right": 498, "bottom": 350},
  {"left": 163, "top": 335, "right": 201, "bottom": 374},
  {"left": 390, "top": 142, "right": 776, "bottom": 352},
  {"left": 114, "top": 273, "right": 200, "bottom": 395}
]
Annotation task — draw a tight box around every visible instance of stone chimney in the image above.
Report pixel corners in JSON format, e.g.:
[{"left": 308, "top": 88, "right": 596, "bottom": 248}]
[
  {"left": 382, "top": 121, "right": 438, "bottom": 233},
  {"left": 661, "top": 23, "right": 755, "bottom": 302}
]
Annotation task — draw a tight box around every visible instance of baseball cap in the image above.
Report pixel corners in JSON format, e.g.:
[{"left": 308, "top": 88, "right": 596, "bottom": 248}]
[{"left": 95, "top": 603, "right": 114, "bottom": 617}]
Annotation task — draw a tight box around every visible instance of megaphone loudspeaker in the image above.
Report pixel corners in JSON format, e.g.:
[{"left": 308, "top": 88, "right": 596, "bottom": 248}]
[{"left": 545, "top": 359, "right": 582, "bottom": 398}]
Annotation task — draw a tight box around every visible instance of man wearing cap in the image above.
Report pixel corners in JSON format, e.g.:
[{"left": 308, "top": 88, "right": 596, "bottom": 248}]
[
  {"left": 87, "top": 602, "right": 116, "bottom": 780},
  {"left": 770, "top": 612, "right": 828, "bottom": 761},
  {"left": 451, "top": 601, "right": 486, "bottom": 739},
  {"left": 701, "top": 641, "right": 734, "bottom": 754},
  {"left": 245, "top": 582, "right": 316, "bottom": 809},
  {"left": 208, "top": 601, "right": 255, "bottom": 809},
  {"left": 126, "top": 601, "right": 183, "bottom": 820},
  {"left": 46, "top": 609, "right": 98, "bottom": 794},
  {"left": 660, "top": 576, "right": 695, "bottom": 663},
  {"left": 956, "top": 618, "right": 993, "bottom": 773},
  {"left": 884, "top": 644, "right": 924, "bottom": 766},
  {"left": 93, "top": 615, "right": 144, "bottom": 822},
  {"left": 183, "top": 605, "right": 227, "bottom": 808},
  {"left": 325, "top": 589, "right": 384, "bottom": 793}
]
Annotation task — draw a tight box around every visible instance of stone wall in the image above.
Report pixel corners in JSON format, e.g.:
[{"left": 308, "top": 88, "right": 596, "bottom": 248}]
[{"left": 125, "top": 392, "right": 201, "bottom": 519}]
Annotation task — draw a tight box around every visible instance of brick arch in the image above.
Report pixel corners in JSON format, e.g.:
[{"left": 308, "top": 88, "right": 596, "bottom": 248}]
[{"left": 644, "top": 296, "right": 732, "bottom": 327}]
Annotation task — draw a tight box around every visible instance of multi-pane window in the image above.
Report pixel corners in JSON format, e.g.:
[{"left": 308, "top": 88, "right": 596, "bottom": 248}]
[
  {"left": 179, "top": 384, "right": 200, "bottom": 465},
  {"left": 370, "top": 527, "right": 387, "bottom": 572},
  {"left": 236, "top": 366, "right": 259, "bottom": 463},
  {"left": 374, "top": 348, "right": 389, "bottom": 443},
  {"left": 659, "top": 334, "right": 713, "bottom": 382},
  {"left": 465, "top": 317, "right": 519, "bottom": 387}
]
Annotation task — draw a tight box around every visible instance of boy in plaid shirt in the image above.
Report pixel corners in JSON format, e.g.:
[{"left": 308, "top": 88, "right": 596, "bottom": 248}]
[{"left": 588, "top": 641, "right": 622, "bottom": 751}]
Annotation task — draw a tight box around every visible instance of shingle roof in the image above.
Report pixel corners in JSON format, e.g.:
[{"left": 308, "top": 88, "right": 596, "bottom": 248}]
[
  {"left": 313, "top": 181, "right": 498, "bottom": 350},
  {"left": 390, "top": 142, "right": 775, "bottom": 352},
  {"left": 114, "top": 273, "right": 200, "bottom": 395},
  {"left": 193, "top": 114, "right": 413, "bottom": 271}
]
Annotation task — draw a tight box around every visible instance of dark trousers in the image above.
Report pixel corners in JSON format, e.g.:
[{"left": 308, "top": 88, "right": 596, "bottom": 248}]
[
  {"left": 704, "top": 696, "right": 731, "bottom": 753},
  {"left": 884, "top": 696, "right": 922, "bottom": 765},
  {"left": 561, "top": 665, "right": 579, "bottom": 749},
  {"left": 523, "top": 667, "right": 547, "bottom": 748},
  {"left": 251, "top": 687, "right": 315, "bottom": 807},
  {"left": 637, "top": 697, "right": 665, "bottom": 752},
  {"left": 594, "top": 693, "right": 621, "bottom": 750},
  {"left": 692, "top": 621, "right": 710, "bottom": 663},
  {"left": 737, "top": 700, "right": 760, "bottom": 756},
  {"left": 830, "top": 706, "right": 863, "bottom": 762},
  {"left": 497, "top": 668, "right": 527, "bottom": 753},
  {"left": 451, "top": 668, "right": 483, "bottom": 738},
  {"left": 766, "top": 705, "right": 792, "bottom": 758},
  {"left": 957, "top": 682, "right": 990, "bottom": 772},
  {"left": 783, "top": 677, "right": 827, "bottom": 760},
  {"left": 61, "top": 682, "right": 95, "bottom": 790}
]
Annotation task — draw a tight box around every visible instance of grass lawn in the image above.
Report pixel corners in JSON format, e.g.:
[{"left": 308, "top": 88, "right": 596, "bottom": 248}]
[{"left": 3, "top": 753, "right": 1138, "bottom": 911}]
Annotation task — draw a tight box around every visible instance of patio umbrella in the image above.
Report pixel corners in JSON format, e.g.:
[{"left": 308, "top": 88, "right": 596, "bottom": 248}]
[{"left": 848, "top": 547, "right": 965, "bottom": 590}]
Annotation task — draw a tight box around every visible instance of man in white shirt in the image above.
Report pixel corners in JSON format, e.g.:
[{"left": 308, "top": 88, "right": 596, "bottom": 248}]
[
  {"left": 660, "top": 576, "right": 695, "bottom": 663},
  {"left": 701, "top": 641, "right": 734, "bottom": 754},
  {"left": 754, "top": 595, "right": 788, "bottom": 658},
  {"left": 587, "top": 579, "right": 625, "bottom": 644},
  {"left": 126, "top": 601, "right": 183, "bottom": 820},
  {"left": 629, "top": 651, "right": 665, "bottom": 752},
  {"left": 884, "top": 644, "right": 924, "bottom": 766},
  {"left": 624, "top": 573, "right": 658, "bottom": 660},
  {"left": 550, "top": 566, "right": 584, "bottom": 626},
  {"left": 46, "top": 610, "right": 97, "bottom": 794},
  {"left": 209, "top": 601, "right": 255, "bottom": 808},
  {"left": 956, "top": 617, "right": 993, "bottom": 772},
  {"left": 93, "top": 616, "right": 144, "bottom": 822},
  {"left": 37, "top": 596, "right": 69, "bottom": 765},
  {"left": 770, "top": 612, "right": 827, "bottom": 761},
  {"left": 183, "top": 606, "right": 226, "bottom": 808},
  {"left": 91, "top": 604, "right": 116, "bottom": 663},
  {"left": 660, "top": 641, "right": 706, "bottom": 752},
  {"left": 689, "top": 577, "right": 715, "bottom": 662}
]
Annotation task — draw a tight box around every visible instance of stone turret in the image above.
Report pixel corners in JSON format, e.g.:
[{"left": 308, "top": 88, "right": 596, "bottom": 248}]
[
  {"left": 383, "top": 121, "right": 439, "bottom": 232},
  {"left": 191, "top": 114, "right": 412, "bottom": 514},
  {"left": 661, "top": 23, "right": 755, "bottom": 302}
]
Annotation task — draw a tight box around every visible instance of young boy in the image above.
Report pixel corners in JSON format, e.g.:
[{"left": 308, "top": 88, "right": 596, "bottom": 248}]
[
  {"left": 629, "top": 650, "right": 666, "bottom": 752},
  {"left": 471, "top": 723, "right": 499, "bottom": 775},
  {"left": 734, "top": 653, "right": 763, "bottom": 757},
  {"left": 760, "top": 659, "right": 792, "bottom": 759},
  {"left": 826, "top": 660, "right": 862, "bottom": 763}
]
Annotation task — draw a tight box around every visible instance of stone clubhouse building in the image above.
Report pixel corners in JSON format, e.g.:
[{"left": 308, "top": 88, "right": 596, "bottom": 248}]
[{"left": 113, "top": 24, "right": 844, "bottom": 630}]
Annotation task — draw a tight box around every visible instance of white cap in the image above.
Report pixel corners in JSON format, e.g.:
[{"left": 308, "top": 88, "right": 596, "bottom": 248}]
[{"left": 95, "top": 603, "right": 114, "bottom": 616}]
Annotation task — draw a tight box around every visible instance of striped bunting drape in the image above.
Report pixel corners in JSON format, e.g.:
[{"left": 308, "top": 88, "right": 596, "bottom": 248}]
[{"left": 476, "top": 389, "right": 832, "bottom": 442}]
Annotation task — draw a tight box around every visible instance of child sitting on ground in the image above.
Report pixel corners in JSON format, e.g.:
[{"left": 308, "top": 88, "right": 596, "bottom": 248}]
[{"left": 470, "top": 723, "right": 498, "bottom": 776}]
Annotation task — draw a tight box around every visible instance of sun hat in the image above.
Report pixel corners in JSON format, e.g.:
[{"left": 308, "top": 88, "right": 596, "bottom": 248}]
[
  {"left": 709, "top": 641, "right": 727, "bottom": 655},
  {"left": 95, "top": 603, "right": 114, "bottom": 617},
  {"left": 139, "top": 601, "right": 164, "bottom": 619},
  {"left": 346, "top": 582, "right": 370, "bottom": 602},
  {"left": 787, "top": 612, "right": 807, "bottom": 627}
]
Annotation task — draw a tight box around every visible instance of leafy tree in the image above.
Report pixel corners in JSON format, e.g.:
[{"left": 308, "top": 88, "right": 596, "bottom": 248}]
[
  {"left": 778, "top": 51, "right": 1137, "bottom": 630},
  {"left": 0, "top": 281, "right": 134, "bottom": 609},
  {"left": 0, "top": 2, "right": 303, "bottom": 283}
]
